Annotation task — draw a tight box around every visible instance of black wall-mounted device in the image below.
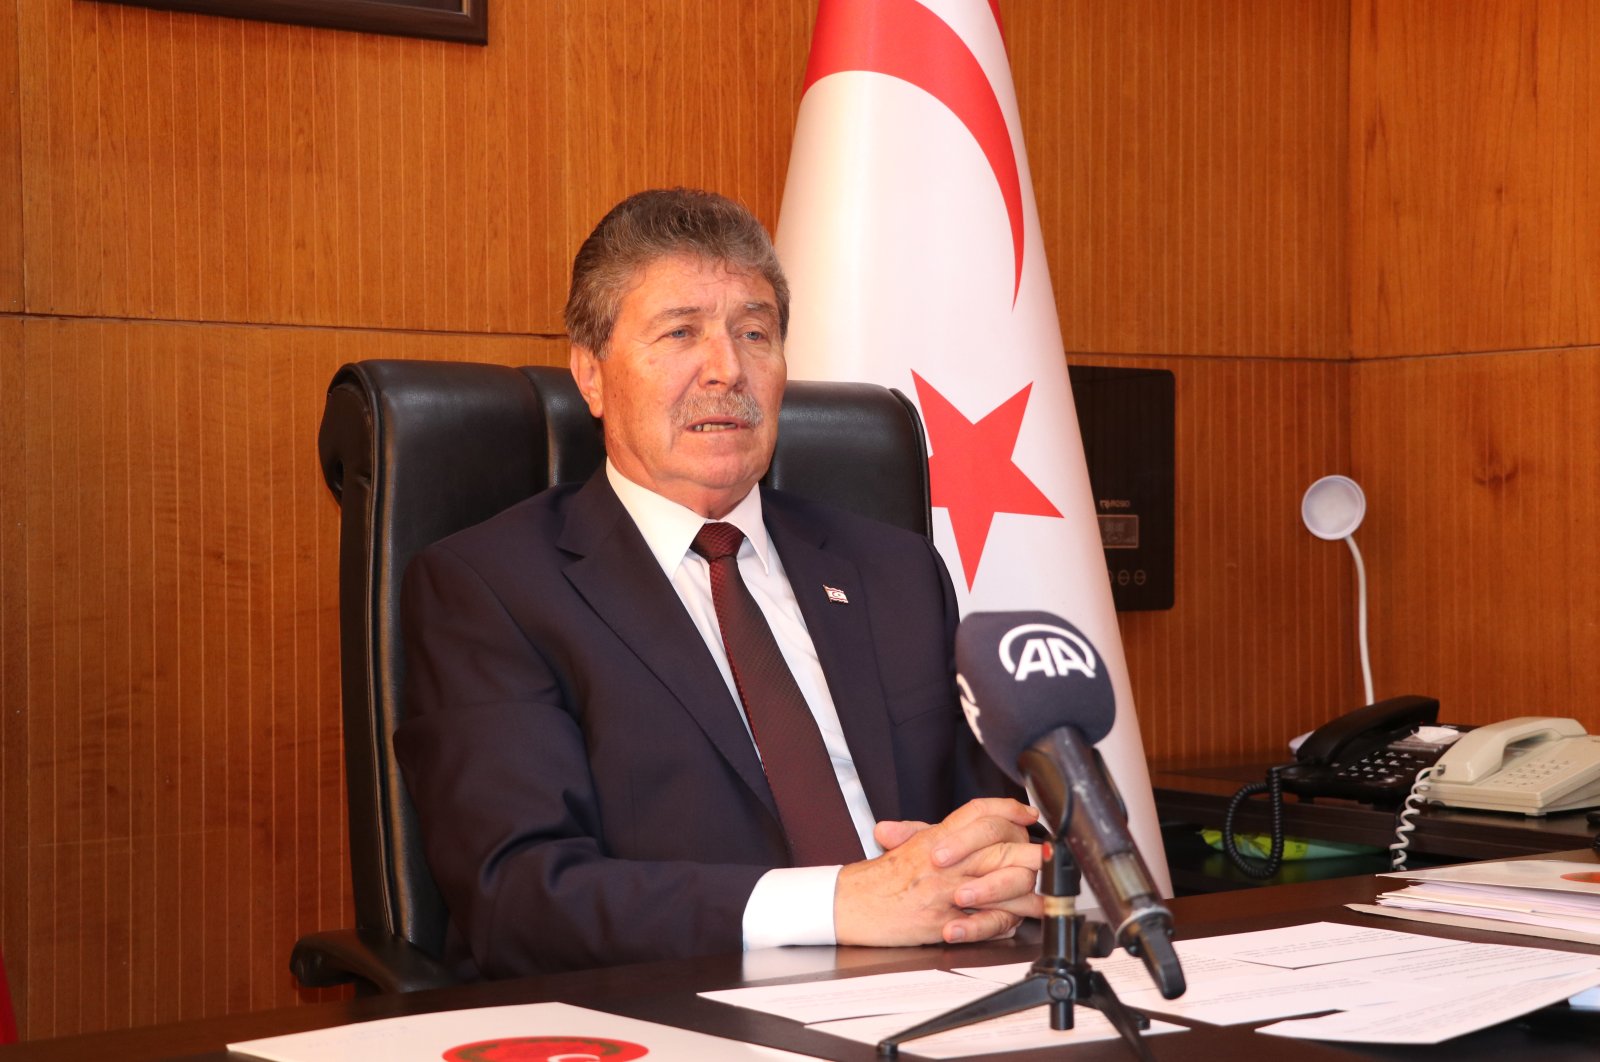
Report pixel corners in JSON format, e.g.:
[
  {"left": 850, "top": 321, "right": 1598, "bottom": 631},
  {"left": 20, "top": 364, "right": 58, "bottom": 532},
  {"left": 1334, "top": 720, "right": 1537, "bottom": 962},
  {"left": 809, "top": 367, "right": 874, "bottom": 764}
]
[{"left": 1067, "top": 365, "right": 1175, "bottom": 612}]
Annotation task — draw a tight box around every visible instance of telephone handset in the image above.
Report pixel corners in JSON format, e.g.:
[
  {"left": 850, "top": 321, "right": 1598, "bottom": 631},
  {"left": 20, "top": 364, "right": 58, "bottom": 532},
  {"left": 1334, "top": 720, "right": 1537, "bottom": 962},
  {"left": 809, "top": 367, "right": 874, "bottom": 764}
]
[
  {"left": 1429, "top": 716, "right": 1600, "bottom": 815},
  {"left": 1277, "top": 695, "right": 1457, "bottom": 806},
  {"left": 1222, "top": 695, "right": 1452, "bottom": 879}
]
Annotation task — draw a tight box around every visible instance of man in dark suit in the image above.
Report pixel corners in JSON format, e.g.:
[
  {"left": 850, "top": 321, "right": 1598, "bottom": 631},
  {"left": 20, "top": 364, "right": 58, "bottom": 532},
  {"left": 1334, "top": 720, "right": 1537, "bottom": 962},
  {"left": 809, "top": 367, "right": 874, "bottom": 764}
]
[{"left": 396, "top": 189, "right": 1041, "bottom": 980}]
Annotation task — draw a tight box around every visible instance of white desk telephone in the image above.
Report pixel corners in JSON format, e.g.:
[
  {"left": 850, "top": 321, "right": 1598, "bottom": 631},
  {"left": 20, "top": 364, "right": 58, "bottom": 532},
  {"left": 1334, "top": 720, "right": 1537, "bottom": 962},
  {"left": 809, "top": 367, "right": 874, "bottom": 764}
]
[{"left": 1428, "top": 716, "right": 1600, "bottom": 815}]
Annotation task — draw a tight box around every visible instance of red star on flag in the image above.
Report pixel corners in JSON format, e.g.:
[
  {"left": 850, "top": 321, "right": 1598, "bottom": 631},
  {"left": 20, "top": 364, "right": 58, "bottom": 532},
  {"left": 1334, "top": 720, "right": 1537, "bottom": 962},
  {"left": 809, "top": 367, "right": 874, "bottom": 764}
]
[{"left": 911, "top": 372, "right": 1062, "bottom": 590}]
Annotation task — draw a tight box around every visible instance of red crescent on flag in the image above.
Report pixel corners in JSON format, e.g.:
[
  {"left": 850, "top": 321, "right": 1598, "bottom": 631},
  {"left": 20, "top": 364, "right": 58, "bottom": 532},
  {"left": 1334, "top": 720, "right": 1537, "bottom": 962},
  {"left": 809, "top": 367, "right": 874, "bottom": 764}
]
[{"left": 803, "top": 0, "right": 1025, "bottom": 304}]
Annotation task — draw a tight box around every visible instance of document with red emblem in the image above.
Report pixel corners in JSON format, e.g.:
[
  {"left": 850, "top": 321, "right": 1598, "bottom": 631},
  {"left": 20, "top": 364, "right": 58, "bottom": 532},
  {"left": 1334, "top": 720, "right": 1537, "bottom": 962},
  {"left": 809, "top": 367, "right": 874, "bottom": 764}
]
[{"left": 229, "top": 1001, "right": 810, "bottom": 1061}]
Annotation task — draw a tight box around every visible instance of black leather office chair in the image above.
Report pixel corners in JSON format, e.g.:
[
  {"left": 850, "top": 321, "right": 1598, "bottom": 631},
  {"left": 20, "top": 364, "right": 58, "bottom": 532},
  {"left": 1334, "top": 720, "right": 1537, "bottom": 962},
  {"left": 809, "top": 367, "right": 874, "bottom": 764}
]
[{"left": 291, "top": 360, "right": 932, "bottom": 994}]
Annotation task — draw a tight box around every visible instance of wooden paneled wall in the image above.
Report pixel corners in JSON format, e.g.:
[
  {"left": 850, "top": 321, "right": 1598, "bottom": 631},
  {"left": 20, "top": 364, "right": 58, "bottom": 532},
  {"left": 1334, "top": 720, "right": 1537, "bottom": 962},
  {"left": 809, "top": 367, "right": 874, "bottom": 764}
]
[
  {"left": 4, "top": 0, "right": 1595, "bottom": 1044},
  {"left": 1075, "top": 352, "right": 1357, "bottom": 765},
  {"left": 1012, "top": 1, "right": 1349, "bottom": 359},
  {"left": 1011, "top": 1, "right": 1360, "bottom": 766},
  {"left": 1352, "top": 351, "right": 1600, "bottom": 718},
  {"left": 0, "top": 0, "right": 815, "bottom": 1040},
  {"left": 2, "top": 321, "right": 564, "bottom": 1038},
  {"left": 1350, "top": 0, "right": 1600, "bottom": 358},
  {"left": 0, "top": 0, "right": 19, "bottom": 310},
  {"left": 14, "top": 0, "right": 811, "bottom": 331},
  {"left": 1349, "top": 0, "right": 1600, "bottom": 729}
]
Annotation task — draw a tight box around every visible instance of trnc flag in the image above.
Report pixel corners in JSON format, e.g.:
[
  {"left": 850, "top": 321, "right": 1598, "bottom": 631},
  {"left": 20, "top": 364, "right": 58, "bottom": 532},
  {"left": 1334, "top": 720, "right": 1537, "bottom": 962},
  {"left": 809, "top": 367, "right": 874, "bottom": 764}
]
[
  {"left": 776, "top": 0, "right": 1171, "bottom": 893},
  {"left": 0, "top": 948, "right": 15, "bottom": 1043}
]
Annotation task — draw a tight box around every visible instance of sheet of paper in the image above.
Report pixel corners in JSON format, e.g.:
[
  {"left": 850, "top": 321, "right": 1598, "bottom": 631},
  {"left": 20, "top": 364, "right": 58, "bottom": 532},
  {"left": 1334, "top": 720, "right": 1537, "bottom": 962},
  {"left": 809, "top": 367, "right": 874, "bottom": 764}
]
[
  {"left": 1322, "top": 939, "right": 1600, "bottom": 987},
  {"left": 1350, "top": 901, "right": 1600, "bottom": 946},
  {"left": 808, "top": 1004, "right": 1186, "bottom": 1060},
  {"left": 954, "top": 943, "right": 1268, "bottom": 994},
  {"left": 1376, "top": 886, "right": 1600, "bottom": 935},
  {"left": 700, "top": 969, "right": 996, "bottom": 1024},
  {"left": 1177, "top": 921, "right": 1452, "bottom": 968},
  {"left": 1093, "top": 944, "right": 1282, "bottom": 994},
  {"left": 956, "top": 946, "right": 1388, "bottom": 1026},
  {"left": 949, "top": 961, "right": 1033, "bottom": 984},
  {"left": 229, "top": 1002, "right": 809, "bottom": 1062},
  {"left": 1257, "top": 969, "right": 1600, "bottom": 1045},
  {"left": 1117, "top": 968, "right": 1417, "bottom": 1025},
  {"left": 1380, "top": 859, "right": 1600, "bottom": 897},
  {"left": 1388, "top": 881, "right": 1600, "bottom": 917}
]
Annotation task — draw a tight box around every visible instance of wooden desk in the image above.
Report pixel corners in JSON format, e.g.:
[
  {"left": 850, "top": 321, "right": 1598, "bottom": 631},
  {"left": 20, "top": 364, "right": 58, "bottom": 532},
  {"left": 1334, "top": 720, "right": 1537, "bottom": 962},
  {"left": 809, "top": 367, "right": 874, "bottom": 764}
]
[
  {"left": 8, "top": 850, "right": 1599, "bottom": 1061},
  {"left": 1152, "top": 760, "right": 1599, "bottom": 891}
]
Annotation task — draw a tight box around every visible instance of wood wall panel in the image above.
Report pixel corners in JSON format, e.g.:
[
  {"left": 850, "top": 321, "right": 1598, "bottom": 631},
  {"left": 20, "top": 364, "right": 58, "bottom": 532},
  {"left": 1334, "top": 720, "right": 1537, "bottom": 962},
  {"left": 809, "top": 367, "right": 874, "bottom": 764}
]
[
  {"left": 1348, "top": 1, "right": 1600, "bottom": 735},
  {"left": 0, "top": 0, "right": 20, "bottom": 310},
  {"left": 6, "top": 0, "right": 818, "bottom": 1040},
  {"left": 1080, "top": 354, "right": 1359, "bottom": 763},
  {"left": 1353, "top": 351, "right": 1600, "bottom": 732},
  {"left": 14, "top": 0, "right": 815, "bottom": 332},
  {"left": 1351, "top": 0, "right": 1600, "bottom": 357},
  {"left": 0, "top": 318, "right": 565, "bottom": 1039},
  {"left": 1008, "top": 0, "right": 1348, "bottom": 360},
  {"left": 1, "top": 318, "right": 24, "bottom": 1014}
]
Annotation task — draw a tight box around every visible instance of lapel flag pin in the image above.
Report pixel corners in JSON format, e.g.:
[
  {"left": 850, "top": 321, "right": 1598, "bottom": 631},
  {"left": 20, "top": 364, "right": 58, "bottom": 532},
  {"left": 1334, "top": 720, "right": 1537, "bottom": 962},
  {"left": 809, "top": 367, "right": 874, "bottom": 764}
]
[{"left": 823, "top": 585, "right": 849, "bottom": 605}]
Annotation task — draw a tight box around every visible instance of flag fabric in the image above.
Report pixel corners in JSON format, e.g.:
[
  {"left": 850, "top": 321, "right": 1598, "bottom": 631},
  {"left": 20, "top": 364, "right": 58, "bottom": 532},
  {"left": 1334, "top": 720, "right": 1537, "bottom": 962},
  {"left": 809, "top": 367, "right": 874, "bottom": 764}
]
[
  {"left": 776, "top": 0, "right": 1171, "bottom": 895},
  {"left": 0, "top": 949, "right": 16, "bottom": 1043}
]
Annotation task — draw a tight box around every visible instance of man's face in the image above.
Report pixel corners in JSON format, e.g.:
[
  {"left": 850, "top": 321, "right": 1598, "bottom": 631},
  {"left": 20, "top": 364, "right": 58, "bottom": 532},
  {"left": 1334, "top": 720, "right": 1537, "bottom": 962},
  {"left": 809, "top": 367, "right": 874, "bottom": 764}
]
[{"left": 570, "top": 254, "right": 786, "bottom": 518}]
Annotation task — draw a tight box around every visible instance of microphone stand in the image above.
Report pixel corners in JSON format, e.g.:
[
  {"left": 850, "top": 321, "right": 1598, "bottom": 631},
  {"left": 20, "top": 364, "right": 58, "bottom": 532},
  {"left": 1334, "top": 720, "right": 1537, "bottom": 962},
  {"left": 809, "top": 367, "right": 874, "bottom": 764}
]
[{"left": 876, "top": 831, "right": 1155, "bottom": 1060}]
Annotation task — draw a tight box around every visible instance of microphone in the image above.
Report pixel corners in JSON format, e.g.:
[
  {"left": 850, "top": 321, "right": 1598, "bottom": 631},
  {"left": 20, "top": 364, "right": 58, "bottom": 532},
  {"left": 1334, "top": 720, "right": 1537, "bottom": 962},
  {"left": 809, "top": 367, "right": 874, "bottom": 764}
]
[{"left": 956, "top": 610, "right": 1185, "bottom": 999}]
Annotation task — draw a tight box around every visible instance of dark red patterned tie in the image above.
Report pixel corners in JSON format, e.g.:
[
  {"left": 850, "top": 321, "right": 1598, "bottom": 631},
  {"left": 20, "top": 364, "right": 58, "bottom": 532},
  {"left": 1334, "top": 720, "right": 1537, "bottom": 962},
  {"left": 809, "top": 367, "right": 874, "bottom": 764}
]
[{"left": 691, "top": 522, "right": 865, "bottom": 866}]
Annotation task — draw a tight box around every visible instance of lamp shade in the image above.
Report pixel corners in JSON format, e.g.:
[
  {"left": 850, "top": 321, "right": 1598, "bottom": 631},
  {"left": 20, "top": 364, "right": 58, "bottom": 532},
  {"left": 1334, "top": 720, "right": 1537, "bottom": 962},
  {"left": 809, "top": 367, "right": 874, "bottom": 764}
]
[{"left": 1301, "top": 475, "right": 1366, "bottom": 541}]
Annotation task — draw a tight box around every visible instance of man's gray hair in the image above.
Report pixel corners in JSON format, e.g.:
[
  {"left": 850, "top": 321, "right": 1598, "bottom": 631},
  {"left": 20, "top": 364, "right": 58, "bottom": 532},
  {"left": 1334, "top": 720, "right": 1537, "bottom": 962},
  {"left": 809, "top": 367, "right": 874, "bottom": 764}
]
[{"left": 564, "top": 188, "right": 790, "bottom": 356}]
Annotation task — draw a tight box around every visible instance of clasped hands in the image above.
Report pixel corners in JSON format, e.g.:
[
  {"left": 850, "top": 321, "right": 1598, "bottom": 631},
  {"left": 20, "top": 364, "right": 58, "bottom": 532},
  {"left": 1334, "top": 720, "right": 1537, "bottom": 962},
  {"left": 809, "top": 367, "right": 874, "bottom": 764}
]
[{"left": 834, "top": 797, "right": 1043, "bottom": 947}]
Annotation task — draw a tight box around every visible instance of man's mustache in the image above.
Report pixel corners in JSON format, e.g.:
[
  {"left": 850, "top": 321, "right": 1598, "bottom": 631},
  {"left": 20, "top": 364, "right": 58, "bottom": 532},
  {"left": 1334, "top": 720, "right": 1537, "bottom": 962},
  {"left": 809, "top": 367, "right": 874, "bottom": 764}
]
[{"left": 672, "top": 391, "right": 767, "bottom": 430}]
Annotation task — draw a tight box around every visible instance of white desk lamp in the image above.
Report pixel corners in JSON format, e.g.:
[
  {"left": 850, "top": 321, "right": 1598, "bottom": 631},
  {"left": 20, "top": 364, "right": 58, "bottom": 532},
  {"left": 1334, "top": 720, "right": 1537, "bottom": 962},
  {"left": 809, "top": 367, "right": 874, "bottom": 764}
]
[{"left": 1302, "top": 475, "right": 1374, "bottom": 705}]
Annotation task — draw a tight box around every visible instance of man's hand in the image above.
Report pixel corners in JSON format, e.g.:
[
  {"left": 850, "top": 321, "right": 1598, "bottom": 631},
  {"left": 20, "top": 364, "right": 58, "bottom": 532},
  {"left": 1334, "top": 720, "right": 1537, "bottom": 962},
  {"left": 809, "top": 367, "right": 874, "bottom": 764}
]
[{"left": 833, "top": 798, "right": 1043, "bottom": 947}]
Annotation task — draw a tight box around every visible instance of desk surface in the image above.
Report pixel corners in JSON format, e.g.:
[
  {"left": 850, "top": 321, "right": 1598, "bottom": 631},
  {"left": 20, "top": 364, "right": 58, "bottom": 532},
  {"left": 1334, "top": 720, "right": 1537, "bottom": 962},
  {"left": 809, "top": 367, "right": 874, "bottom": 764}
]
[{"left": 9, "top": 850, "right": 1600, "bottom": 1062}]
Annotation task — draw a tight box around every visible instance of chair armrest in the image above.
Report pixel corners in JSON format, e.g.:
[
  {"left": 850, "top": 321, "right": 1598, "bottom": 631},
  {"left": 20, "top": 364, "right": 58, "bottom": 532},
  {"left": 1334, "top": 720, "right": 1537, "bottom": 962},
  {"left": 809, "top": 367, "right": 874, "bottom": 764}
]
[{"left": 290, "top": 928, "right": 459, "bottom": 995}]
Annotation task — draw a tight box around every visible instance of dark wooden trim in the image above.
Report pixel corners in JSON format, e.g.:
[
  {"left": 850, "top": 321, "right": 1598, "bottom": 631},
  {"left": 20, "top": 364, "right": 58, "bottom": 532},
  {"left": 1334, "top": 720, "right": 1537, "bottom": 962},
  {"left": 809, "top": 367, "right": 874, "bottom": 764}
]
[{"left": 90, "top": 0, "right": 488, "bottom": 45}]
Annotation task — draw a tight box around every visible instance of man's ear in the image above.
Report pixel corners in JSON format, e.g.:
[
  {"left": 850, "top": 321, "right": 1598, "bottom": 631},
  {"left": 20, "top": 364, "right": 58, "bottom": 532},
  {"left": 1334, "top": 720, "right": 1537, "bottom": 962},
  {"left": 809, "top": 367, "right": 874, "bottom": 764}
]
[{"left": 569, "top": 344, "right": 605, "bottom": 418}]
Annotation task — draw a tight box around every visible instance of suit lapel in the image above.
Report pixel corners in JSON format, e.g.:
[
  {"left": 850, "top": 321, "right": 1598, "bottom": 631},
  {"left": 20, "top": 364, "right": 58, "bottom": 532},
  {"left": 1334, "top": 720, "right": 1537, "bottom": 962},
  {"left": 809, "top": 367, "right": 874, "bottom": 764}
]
[
  {"left": 765, "top": 492, "right": 902, "bottom": 823},
  {"left": 557, "top": 474, "right": 780, "bottom": 824}
]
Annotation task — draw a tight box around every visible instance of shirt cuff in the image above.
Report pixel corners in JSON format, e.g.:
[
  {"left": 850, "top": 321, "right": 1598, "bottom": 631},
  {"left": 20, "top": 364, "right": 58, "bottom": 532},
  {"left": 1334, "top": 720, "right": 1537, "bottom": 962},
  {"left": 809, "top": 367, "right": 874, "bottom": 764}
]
[{"left": 742, "top": 865, "right": 841, "bottom": 949}]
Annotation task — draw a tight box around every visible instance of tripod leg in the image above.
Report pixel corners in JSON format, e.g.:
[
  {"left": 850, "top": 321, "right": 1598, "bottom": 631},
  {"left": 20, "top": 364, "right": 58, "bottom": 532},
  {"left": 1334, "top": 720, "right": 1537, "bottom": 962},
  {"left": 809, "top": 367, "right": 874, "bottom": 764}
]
[
  {"left": 1077, "top": 969, "right": 1155, "bottom": 1062},
  {"left": 877, "top": 975, "right": 1056, "bottom": 1057}
]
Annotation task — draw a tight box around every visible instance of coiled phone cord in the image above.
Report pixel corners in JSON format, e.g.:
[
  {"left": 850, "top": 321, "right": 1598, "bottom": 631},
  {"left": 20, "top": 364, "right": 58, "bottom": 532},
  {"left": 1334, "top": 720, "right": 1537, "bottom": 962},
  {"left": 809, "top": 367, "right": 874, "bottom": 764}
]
[
  {"left": 1390, "top": 764, "right": 1441, "bottom": 871},
  {"left": 1221, "top": 766, "right": 1287, "bottom": 879}
]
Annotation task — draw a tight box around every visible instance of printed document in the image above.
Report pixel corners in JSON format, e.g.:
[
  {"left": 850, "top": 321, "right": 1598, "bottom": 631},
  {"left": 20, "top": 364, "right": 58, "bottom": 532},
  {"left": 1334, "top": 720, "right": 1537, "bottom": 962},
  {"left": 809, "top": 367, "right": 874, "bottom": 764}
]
[
  {"left": 1258, "top": 970, "right": 1600, "bottom": 1045},
  {"left": 1176, "top": 920, "right": 1452, "bottom": 968},
  {"left": 229, "top": 1002, "right": 810, "bottom": 1062},
  {"left": 808, "top": 1005, "right": 1186, "bottom": 1059},
  {"left": 1117, "top": 968, "right": 1411, "bottom": 1025},
  {"left": 700, "top": 969, "right": 996, "bottom": 1024}
]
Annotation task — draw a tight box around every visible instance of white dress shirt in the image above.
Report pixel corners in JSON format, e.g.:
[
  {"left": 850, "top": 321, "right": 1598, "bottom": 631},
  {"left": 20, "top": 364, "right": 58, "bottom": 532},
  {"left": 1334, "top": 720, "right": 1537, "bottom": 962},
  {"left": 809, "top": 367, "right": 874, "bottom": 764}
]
[{"left": 606, "top": 462, "right": 883, "bottom": 948}]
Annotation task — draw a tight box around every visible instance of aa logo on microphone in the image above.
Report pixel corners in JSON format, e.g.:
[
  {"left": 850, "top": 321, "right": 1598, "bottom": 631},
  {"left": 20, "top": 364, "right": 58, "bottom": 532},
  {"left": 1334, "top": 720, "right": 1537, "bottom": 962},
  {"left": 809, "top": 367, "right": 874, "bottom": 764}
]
[
  {"left": 998, "top": 623, "right": 1098, "bottom": 682},
  {"left": 956, "top": 673, "right": 983, "bottom": 742}
]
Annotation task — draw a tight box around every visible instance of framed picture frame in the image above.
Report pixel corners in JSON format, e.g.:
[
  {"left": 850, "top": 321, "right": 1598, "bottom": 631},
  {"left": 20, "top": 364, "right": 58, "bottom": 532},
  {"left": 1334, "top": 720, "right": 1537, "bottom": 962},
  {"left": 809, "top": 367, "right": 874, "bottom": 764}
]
[{"left": 92, "top": 0, "right": 488, "bottom": 45}]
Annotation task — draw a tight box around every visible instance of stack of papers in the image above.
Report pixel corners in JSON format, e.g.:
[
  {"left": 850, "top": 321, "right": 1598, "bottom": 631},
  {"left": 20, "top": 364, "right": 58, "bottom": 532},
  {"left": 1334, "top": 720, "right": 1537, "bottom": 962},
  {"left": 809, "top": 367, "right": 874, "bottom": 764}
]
[{"left": 1364, "top": 859, "right": 1600, "bottom": 943}]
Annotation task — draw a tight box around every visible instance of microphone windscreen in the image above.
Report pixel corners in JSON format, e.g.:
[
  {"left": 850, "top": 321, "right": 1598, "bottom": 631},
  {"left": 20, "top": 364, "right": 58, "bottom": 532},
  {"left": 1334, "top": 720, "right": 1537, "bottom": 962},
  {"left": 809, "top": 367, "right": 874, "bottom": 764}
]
[{"left": 955, "top": 611, "right": 1116, "bottom": 785}]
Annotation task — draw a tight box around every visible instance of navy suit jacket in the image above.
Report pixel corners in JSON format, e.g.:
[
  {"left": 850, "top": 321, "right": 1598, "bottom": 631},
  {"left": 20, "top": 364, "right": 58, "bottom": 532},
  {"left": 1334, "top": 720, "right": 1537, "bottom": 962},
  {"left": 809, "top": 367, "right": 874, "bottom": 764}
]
[{"left": 395, "top": 471, "right": 1002, "bottom": 978}]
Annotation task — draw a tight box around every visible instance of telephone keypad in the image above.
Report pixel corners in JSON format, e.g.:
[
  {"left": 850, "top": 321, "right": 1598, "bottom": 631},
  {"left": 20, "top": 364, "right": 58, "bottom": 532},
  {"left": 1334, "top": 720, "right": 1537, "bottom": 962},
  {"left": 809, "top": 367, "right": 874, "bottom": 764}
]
[
  {"left": 1500, "top": 755, "right": 1572, "bottom": 790},
  {"left": 1334, "top": 746, "right": 1435, "bottom": 786}
]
